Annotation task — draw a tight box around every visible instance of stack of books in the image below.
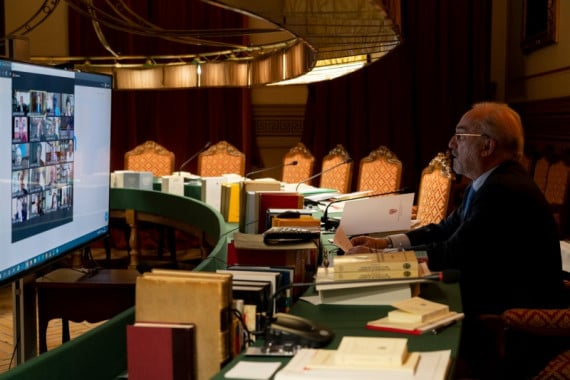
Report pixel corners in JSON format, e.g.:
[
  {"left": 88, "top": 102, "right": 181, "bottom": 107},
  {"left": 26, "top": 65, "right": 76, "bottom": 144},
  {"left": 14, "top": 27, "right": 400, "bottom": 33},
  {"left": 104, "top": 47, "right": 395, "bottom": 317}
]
[
  {"left": 314, "top": 266, "right": 418, "bottom": 305},
  {"left": 365, "top": 296, "right": 465, "bottom": 335},
  {"left": 273, "top": 336, "right": 451, "bottom": 380},
  {"left": 131, "top": 269, "right": 233, "bottom": 380},
  {"left": 331, "top": 251, "right": 419, "bottom": 280}
]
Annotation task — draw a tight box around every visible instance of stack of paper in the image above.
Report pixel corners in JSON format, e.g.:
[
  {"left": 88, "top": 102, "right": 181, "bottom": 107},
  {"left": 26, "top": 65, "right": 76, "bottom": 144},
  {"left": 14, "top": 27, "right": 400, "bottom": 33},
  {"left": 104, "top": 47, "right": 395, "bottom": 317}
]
[{"left": 273, "top": 336, "right": 452, "bottom": 380}]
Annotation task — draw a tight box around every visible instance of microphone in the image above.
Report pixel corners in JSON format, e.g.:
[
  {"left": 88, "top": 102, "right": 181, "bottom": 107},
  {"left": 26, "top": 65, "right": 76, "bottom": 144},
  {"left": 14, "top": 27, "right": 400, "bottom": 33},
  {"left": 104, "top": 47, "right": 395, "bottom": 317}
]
[
  {"left": 245, "top": 160, "right": 298, "bottom": 179},
  {"left": 321, "top": 186, "right": 414, "bottom": 231},
  {"left": 295, "top": 158, "right": 353, "bottom": 192},
  {"left": 177, "top": 141, "right": 211, "bottom": 174}
]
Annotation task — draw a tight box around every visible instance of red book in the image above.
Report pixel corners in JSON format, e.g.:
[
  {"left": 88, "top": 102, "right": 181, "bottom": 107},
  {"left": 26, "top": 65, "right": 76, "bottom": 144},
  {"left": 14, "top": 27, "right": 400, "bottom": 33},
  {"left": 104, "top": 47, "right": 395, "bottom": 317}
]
[
  {"left": 256, "top": 191, "right": 304, "bottom": 233},
  {"left": 127, "top": 322, "right": 196, "bottom": 380}
]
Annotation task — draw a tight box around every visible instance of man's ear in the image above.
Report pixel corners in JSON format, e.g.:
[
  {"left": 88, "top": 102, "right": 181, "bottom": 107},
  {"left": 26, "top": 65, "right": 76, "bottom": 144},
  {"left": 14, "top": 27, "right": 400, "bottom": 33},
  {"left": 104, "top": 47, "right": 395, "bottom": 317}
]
[{"left": 481, "top": 138, "right": 495, "bottom": 157}]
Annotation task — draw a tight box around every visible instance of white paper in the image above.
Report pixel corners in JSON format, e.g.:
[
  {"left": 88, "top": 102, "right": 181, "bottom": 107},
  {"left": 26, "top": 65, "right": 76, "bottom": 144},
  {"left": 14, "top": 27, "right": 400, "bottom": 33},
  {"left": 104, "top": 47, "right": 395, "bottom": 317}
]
[
  {"left": 339, "top": 193, "right": 414, "bottom": 235},
  {"left": 224, "top": 360, "right": 282, "bottom": 379},
  {"left": 273, "top": 348, "right": 452, "bottom": 380}
]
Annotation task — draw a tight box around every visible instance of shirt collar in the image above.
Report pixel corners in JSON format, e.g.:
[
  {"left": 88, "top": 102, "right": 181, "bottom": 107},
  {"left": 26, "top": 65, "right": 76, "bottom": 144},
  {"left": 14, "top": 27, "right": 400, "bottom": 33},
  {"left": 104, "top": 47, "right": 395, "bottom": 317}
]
[{"left": 471, "top": 165, "right": 498, "bottom": 191}]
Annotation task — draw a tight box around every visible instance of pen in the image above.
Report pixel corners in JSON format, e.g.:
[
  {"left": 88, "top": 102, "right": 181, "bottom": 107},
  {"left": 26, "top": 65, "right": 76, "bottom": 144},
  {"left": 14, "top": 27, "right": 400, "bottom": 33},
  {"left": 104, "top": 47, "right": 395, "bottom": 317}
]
[{"left": 430, "top": 320, "right": 457, "bottom": 335}]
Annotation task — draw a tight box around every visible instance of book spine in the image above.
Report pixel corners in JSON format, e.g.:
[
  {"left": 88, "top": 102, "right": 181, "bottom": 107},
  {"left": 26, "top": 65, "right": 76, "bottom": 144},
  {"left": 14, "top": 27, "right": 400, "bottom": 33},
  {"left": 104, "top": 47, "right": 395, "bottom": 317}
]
[
  {"left": 227, "top": 183, "right": 240, "bottom": 223},
  {"left": 333, "top": 269, "right": 418, "bottom": 280},
  {"left": 243, "top": 304, "right": 257, "bottom": 343},
  {"left": 365, "top": 323, "right": 422, "bottom": 335},
  {"left": 333, "top": 261, "right": 418, "bottom": 273}
]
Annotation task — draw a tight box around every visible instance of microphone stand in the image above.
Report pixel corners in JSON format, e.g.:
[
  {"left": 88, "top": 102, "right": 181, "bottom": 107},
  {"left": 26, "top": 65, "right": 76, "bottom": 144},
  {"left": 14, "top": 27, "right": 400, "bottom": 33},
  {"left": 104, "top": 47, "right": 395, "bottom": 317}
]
[
  {"left": 295, "top": 158, "right": 353, "bottom": 192},
  {"left": 245, "top": 160, "right": 298, "bottom": 179},
  {"left": 177, "top": 141, "right": 211, "bottom": 174},
  {"left": 321, "top": 187, "right": 413, "bottom": 231}
]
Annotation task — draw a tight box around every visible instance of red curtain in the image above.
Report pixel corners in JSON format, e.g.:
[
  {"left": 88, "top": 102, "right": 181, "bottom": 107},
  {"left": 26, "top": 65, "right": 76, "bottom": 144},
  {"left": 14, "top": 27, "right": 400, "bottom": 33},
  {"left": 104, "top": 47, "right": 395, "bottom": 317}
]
[
  {"left": 302, "top": 0, "right": 492, "bottom": 191},
  {"left": 67, "top": 0, "right": 254, "bottom": 173},
  {"left": 67, "top": 0, "right": 491, "bottom": 184}
]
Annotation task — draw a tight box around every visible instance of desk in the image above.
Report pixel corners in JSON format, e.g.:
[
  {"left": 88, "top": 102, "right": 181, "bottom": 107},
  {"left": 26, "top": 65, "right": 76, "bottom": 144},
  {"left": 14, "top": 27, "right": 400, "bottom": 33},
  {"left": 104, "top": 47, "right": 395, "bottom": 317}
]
[
  {"left": 34, "top": 268, "right": 139, "bottom": 353},
  {"left": 214, "top": 281, "right": 462, "bottom": 379}
]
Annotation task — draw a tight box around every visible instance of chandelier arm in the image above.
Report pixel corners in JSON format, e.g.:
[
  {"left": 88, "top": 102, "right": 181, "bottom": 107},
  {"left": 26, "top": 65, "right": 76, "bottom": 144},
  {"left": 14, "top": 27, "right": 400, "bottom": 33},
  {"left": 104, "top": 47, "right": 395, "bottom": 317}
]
[
  {"left": 5, "top": 0, "right": 60, "bottom": 38},
  {"left": 88, "top": 0, "right": 120, "bottom": 58}
]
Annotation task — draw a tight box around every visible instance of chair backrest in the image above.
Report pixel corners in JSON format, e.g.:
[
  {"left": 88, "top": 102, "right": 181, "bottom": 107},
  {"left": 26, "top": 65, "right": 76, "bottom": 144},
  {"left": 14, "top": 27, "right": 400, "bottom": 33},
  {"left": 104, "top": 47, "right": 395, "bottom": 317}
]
[
  {"left": 415, "top": 152, "right": 455, "bottom": 227},
  {"left": 356, "top": 145, "right": 402, "bottom": 195},
  {"left": 197, "top": 140, "right": 245, "bottom": 177},
  {"left": 544, "top": 159, "right": 570, "bottom": 236},
  {"left": 319, "top": 144, "right": 353, "bottom": 193},
  {"left": 533, "top": 156, "right": 550, "bottom": 193},
  {"left": 544, "top": 160, "right": 569, "bottom": 205},
  {"left": 520, "top": 154, "right": 533, "bottom": 175},
  {"left": 124, "top": 140, "right": 175, "bottom": 177},
  {"left": 281, "top": 142, "right": 315, "bottom": 183}
]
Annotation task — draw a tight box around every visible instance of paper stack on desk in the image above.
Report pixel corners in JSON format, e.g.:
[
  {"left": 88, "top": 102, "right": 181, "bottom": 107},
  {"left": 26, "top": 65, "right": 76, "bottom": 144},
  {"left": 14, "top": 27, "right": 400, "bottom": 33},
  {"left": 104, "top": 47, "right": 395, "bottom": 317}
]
[{"left": 273, "top": 336, "right": 451, "bottom": 380}]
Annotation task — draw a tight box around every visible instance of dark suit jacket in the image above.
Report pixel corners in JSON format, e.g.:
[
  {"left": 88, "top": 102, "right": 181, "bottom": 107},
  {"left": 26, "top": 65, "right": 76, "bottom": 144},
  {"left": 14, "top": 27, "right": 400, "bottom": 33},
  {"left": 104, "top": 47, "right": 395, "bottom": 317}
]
[{"left": 407, "top": 160, "right": 564, "bottom": 315}]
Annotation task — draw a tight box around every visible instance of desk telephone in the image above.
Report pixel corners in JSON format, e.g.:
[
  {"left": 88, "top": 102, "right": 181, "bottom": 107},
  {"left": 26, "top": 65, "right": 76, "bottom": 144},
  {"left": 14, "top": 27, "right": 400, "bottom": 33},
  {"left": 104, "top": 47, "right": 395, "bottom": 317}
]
[{"left": 263, "top": 226, "right": 321, "bottom": 245}]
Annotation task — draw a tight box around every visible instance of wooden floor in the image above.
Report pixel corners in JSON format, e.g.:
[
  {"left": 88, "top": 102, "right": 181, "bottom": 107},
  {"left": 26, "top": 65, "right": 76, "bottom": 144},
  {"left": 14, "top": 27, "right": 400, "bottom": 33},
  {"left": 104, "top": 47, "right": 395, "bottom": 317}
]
[{"left": 0, "top": 282, "right": 104, "bottom": 374}]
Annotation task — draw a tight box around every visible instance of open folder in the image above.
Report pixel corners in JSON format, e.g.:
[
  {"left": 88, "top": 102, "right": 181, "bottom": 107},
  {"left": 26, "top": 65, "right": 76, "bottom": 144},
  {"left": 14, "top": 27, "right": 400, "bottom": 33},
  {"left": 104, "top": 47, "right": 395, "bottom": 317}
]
[{"left": 338, "top": 193, "right": 414, "bottom": 235}]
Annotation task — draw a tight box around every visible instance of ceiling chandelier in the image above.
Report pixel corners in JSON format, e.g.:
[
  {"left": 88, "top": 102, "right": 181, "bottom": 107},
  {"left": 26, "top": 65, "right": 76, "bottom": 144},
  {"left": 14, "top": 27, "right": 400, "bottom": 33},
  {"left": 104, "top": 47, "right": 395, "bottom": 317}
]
[{"left": 12, "top": 0, "right": 401, "bottom": 89}]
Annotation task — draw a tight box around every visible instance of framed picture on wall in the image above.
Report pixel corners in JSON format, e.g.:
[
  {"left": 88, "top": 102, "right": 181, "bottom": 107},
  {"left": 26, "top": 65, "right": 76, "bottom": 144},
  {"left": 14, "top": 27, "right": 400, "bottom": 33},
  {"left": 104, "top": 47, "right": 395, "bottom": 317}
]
[{"left": 521, "top": 0, "right": 558, "bottom": 54}]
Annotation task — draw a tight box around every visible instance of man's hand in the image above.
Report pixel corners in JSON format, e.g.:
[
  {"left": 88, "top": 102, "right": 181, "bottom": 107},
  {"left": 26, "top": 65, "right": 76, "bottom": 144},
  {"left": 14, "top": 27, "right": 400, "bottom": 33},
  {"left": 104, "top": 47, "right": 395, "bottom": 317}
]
[
  {"left": 346, "top": 236, "right": 390, "bottom": 254},
  {"left": 350, "top": 236, "right": 389, "bottom": 249}
]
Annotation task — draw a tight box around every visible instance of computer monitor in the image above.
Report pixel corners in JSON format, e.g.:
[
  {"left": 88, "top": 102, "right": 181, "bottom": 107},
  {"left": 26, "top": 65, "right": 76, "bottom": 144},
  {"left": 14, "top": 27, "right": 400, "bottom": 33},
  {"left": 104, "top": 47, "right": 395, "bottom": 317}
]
[{"left": 1, "top": 59, "right": 112, "bottom": 286}]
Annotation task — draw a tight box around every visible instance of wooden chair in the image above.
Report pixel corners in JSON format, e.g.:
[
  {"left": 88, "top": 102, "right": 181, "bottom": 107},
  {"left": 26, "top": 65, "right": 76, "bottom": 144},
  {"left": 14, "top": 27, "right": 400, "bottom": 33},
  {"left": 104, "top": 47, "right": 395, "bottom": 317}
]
[
  {"left": 281, "top": 142, "right": 315, "bottom": 183},
  {"left": 413, "top": 152, "right": 455, "bottom": 227},
  {"left": 544, "top": 159, "right": 570, "bottom": 238},
  {"left": 121, "top": 141, "right": 177, "bottom": 267},
  {"left": 477, "top": 281, "right": 570, "bottom": 379},
  {"left": 124, "top": 140, "right": 175, "bottom": 177},
  {"left": 197, "top": 140, "right": 245, "bottom": 177},
  {"left": 533, "top": 156, "right": 550, "bottom": 193},
  {"left": 319, "top": 144, "right": 353, "bottom": 193},
  {"left": 356, "top": 145, "right": 402, "bottom": 195}
]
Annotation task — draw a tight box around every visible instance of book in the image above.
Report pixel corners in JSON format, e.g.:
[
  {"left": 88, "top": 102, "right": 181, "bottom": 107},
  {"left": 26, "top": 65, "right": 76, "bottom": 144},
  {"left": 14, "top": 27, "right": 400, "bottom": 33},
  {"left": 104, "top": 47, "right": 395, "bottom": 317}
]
[
  {"left": 200, "top": 176, "right": 227, "bottom": 211},
  {"left": 231, "top": 281, "right": 271, "bottom": 313},
  {"left": 229, "top": 265, "right": 295, "bottom": 310},
  {"left": 334, "top": 336, "right": 409, "bottom": 367},
  {"left": 331, "top": 269, "right": 419, "bottom": 281},
  {"left": 271, "top": 215, "right": 321, "bottom": 228},
  {"left": 135, "top": 270, "right": 233, "bottom": 380},
  {"left": 306, "top": 349, "right": 420, "bottom": 374},
  {"left": 314, "top": 267, "right": 417, "bottom": 305},
  {"left": 317, "top": 282, "right": 412, "bottom": 305},
  {"left": 333, "top": 251, "right": 418, "bottom": 273},
  {"left": 256, "top": 191, "right": 304, "bottom": 233},
  {"left": 388, "top": 297, "right": 450, "bottom": 323},
  {"left": 239, "top": 179, "right": 281, "bottom": 233},
  {"left": 365, "top": 311, "right": 465, "bottom": 335},
  {"left": 127, "top": 322, "right": 196, "bottom": 380},
  {"left": 242, "top": 191, "right": 259, "bottom": 233},
  {"left": 242, "top": 304, "right": 258, "bottom": 341},
  {"left": 231, "top": 232, "right": 318, "bottom": 283},
  {"left": 220, "top": 182, "right": 240, "bottom": 223},
  {"left": 216, "top": 269, "right": 281, "bottom": 314},
  {"left": 274, "top": 348, "right": 452, "bottom": 380},
  {"left": 266, "top": 208, "right": 316, "bottom": 228},
  {"left": 231, "top": 299, "right": 245, "bottom": 356}
]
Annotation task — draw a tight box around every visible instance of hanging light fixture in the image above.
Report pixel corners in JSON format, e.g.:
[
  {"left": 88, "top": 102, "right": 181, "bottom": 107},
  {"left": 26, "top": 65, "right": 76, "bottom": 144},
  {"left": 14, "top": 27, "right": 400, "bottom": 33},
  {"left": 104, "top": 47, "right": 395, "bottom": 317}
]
[{"left": 23, "top": 0, "right": 401, "bottom": 89}]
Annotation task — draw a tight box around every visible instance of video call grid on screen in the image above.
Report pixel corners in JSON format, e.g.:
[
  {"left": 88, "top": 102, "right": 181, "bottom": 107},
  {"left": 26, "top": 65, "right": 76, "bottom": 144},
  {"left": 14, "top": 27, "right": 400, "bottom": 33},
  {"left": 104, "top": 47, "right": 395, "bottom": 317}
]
[{"left": 0, "top": 61, "right": 112, "bottom": 285}]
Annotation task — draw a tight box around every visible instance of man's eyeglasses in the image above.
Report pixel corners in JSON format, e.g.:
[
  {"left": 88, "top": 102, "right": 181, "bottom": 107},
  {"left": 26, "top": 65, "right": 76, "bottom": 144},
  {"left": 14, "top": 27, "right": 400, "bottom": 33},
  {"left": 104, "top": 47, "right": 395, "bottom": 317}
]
[{"left": 453, "top": 133, "right": 487, "bottom": 142}]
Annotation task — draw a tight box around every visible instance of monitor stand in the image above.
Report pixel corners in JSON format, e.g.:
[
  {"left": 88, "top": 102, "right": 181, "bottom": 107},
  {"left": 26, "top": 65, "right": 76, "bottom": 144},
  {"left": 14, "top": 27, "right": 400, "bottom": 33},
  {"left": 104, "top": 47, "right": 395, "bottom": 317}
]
[{"left": 12, "top": 276, "right": 37, "bottom": 363}]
